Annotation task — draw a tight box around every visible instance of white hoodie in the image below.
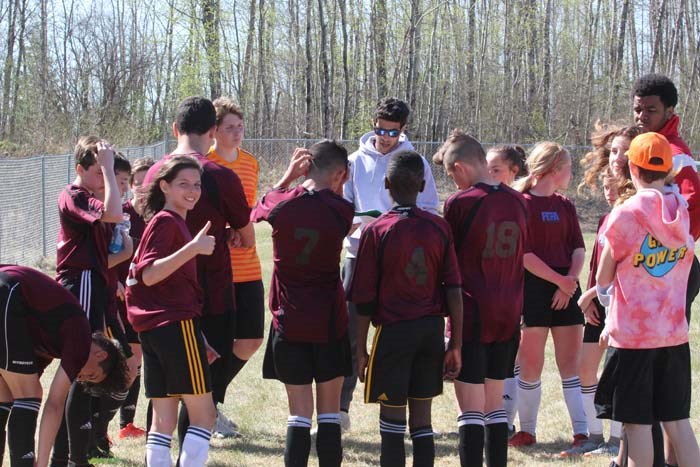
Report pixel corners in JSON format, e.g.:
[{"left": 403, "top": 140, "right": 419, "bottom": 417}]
[{"left": 342, "top": 131, "right": 440, "bottom": 257}]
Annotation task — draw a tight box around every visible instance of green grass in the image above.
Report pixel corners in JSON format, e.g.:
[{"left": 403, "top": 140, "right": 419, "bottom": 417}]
[{"left": 42, "top": 228, "right": 700, "bottom": 466}]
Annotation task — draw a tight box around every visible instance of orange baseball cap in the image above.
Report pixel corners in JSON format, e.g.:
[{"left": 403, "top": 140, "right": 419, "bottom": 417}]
[{"left": 626, "top": 132, "right": 673, "bottom": 173}]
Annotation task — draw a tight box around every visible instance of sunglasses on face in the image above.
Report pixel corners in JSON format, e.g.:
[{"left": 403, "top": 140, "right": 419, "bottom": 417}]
[{"left": 374, "top": 127, "right": 401, "bottom": 138}]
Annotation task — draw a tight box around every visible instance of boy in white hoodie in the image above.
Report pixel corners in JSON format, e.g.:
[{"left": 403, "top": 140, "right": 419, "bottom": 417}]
[
  {"left": 339, "top": 98, "right": 439, "bottom": 430},
  {"left": 595, "top": 132, "right": 700, "bottom": 467}
]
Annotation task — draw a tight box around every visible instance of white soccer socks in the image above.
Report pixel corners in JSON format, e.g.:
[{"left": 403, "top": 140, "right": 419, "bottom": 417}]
[
  {"left": 562, "top": 377, "right": 588, "bottom": 436},
  {"left": 516, "top": 379, "right": 541, "bottom": 435},
  {"left": 180, "top": 426, "right": 212, "bottom": 467},
  {"left": 146, "top": 432, "right": 172, "bottom": 467}
]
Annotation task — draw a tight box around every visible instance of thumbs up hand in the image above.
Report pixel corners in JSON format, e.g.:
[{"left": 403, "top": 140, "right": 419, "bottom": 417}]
[{"left": 191, "top": 221, "right": 215, "bottom": 255}]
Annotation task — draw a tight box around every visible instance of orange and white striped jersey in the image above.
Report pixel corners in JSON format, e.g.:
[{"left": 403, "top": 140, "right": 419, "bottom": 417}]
[{"left": 208, "top": 147, "right": 262, "bottom": 283}]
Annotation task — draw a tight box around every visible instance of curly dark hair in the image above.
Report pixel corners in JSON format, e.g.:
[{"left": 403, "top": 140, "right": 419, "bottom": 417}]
[
  {"left": 632, "top": 74, "right": 678, "bottom": 108},
  {"left": 81, "top": 332, "right": 129, "bottom": 397}
]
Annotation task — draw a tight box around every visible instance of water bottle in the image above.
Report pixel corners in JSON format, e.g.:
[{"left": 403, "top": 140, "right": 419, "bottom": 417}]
[{"left": 109, "top": 214, "right": 131, "bottom": 254}]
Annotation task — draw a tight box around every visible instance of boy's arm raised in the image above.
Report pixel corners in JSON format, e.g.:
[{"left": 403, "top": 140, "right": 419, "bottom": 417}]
[
  {"left": 141, "top": 222, "right": 215, "bottom": 286},
  {"left": 96, "top": 141, "right": 124, "bottom": 223}
]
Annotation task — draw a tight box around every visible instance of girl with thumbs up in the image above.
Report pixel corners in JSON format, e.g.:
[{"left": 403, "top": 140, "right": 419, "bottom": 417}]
[{"left": 125, "top": 155, "right": 217, "bottom": 467}]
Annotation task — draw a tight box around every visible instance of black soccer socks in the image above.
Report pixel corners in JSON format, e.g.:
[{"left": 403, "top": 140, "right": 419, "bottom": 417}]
[
  {"left": 458, "top": 412, "right": 485, "bottom": 467},
  {"left": 379, "top": 415, "right": 406, "bottom": 467},
  {"left": 285, "top": 416, "right": 312, "bottom": 467},
  {"left": 316, "top": 414, "right": 342, "bottom": 467},
  {"left": 484, "top": 410, "right": 509, "bottom": 467},
  {"left": 410, "top": 425, "right": 435, "bottom": 467},
  {"left": 8, "top": 398, "right": 41, "bottom": 466}
]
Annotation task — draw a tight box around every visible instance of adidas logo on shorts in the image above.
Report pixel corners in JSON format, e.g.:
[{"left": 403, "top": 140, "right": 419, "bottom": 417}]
[
  {"left": 80, "top": 421, "right": 92, "bottom": 430},
  {"left": 378, "top": 393, "right": 389, "bottom": 401},
  {"left": 21, "top": 452, "right": 35, "bottom": 459}
]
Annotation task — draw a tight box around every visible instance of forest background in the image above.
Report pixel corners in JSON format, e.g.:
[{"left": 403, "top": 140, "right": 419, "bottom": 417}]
[{"left": 1, "top": 0, "right": 700, "bottom": 156}]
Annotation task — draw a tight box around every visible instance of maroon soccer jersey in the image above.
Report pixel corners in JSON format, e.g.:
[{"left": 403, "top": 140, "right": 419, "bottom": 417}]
[
  {"left": 56, "top": 185, "right": 111, "bottom": 284},
  {"left": 587, "top": 213, "right": 610, "bottom": 289},
  {"left": 115, "top": 201, "right": 145, "bottom": 325},
  {"left": 125, "top": 210, "right": 203, "bottom": 332},
  {"left": 348, "top": 206, "right": 462, "bottom": 326},
  {"left": 522, "top": 192, "right": 585, "bottom": 269},
  {"left": 0, "top": 265, "right": 91, "bottom": 381},
  {"left": 144, "top": 153, "right": 250, "bottom": 316},
  {"left": 444, "top": 183, "right": 529, "bottom": 343},
  {"left": 252, "top": 186, "right": 353, "bottom": 343}
]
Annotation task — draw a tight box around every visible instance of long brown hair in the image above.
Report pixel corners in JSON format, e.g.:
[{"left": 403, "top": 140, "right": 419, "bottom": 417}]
[
  {"left": 578, "top": 123, "right": 642, "bottom": 197},
  {"left": 140, "top": 155, "right": 202, "bottom": 221}
]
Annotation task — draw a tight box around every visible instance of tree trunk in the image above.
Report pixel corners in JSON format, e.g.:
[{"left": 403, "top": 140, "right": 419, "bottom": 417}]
[
  {"left": 304, "top": 0, "right": 313, "bottom": 134},
  {"left": 337, "top": 0, "right": 350, "bottom": 139},
  {"left": 202, "top": 0, "right": 222, "bottom": 99},
  {"left": 373, "top": 0, "right": 387, "bottom": 98},
  {"left": 317, "top": 0, "right": 330, "bottom": 137}
]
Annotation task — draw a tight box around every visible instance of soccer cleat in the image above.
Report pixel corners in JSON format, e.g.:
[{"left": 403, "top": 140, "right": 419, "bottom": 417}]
[
  {"left": 559, "top": 438, "right": 602, "bottom": 457},
  {"left": 583, "top": 442, "right": 620, "bottom": 457},
  {"left": 571, "top": 433, "right": 589, "bottom": 447},
  {"left": 508, "top": 431, "right": 536, "bottom": 447},
  {"left": 119, "top": 422, "right": 147, "bottom": 438}
]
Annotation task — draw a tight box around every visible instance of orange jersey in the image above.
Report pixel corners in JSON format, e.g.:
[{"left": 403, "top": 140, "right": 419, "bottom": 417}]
[{"left": 208, "top": 147, "right": 262, "bottom": 282}]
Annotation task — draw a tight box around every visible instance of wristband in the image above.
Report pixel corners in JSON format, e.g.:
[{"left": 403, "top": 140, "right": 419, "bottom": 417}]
[{"left": 596, "top": 283, "right": 613, "bottom": 307}]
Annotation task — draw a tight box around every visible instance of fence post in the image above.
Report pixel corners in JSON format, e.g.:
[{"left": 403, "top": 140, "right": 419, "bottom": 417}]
[{"left": 41, "top": 156, "right": 46, "bottom": 257}]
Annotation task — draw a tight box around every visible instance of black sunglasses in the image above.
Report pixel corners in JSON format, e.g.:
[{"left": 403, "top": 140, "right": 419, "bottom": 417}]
[{"left": 374, "top": 127, "right": 401, "bottom": 138}]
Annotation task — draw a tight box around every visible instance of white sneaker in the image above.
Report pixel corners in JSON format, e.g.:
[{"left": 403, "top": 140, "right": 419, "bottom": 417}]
[
  {"left": 583, "top": 442, "right": 620, "bottom": 457},
  {"left": 213, "top": 406, "right": 240, "bottom": 438}
]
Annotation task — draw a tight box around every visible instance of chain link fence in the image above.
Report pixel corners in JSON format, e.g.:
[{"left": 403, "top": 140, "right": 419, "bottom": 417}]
[{"left": 1, "top": 138, "right": 596, "bottom": 267}]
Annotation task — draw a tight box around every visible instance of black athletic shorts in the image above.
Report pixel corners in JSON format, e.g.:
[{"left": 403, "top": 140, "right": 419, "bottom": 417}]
[
  {"left": 262, "top": 324, "right": 352, "bottom": 385},
  {"left": 523, "top": 270, "right": 584, "bottom": 328},
  {"left": 457, "top": 330, "right": 520, "bottom": 384},
  {"left": 60, "top": 270, "right": 108, "bottom": 332},
  {"left": 364, "top": 315, "right": 445, "bottom": 407},
  {"left": 595, "top": 343, "right": 691, "bottom": 424},
  {"left": 233, "top": 280, "right": 265, "bottom": 339},
  {"left": 140, "top": 319, "right": 212, "bottom": 398},
  {"left": 685, "top": 255, "right": 700, "bottom": 324},
  {"left": 583, "top": 300, "right": 607, "bottom": 343},
  {"left": 0, "top": 275, "right": 38, "bottom": 374}
]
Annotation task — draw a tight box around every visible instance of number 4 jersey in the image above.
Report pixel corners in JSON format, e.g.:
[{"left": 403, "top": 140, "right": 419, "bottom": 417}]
[
  {"left": 348, "top": 205, "right": 462, "bottom": 326},
  {"left": 251, "top": 186, "right": 353, "bottom": 343},
  {"left": 444, "top": 183, "right": 530, "bottom": 343}
]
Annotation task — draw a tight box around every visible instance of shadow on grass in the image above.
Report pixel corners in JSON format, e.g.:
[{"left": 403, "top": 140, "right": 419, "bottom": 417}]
[{"left": 508, "top": 438, "right": 586, "bottom": 463}]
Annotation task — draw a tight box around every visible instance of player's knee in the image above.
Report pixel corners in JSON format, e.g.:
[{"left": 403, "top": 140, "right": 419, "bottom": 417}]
[{"left": 233, "top": 338, "right": 263, "bottom": 359}]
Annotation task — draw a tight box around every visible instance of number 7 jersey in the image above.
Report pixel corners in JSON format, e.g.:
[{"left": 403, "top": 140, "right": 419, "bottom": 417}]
[
  {"left": 444, "top": 183, "right": 530, "bottom": 343},
  {"left": 251, "top": 186, "right": 354, "bottom": 343}
]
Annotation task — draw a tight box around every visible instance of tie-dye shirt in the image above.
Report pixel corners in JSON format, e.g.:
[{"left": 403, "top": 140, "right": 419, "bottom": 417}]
[{"left": 603, "top": 187, "right": 694, "bottom": 349}]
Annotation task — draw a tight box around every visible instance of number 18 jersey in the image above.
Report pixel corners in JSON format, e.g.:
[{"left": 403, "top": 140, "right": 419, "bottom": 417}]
[
  {"left": 348, "top": 206, "right": 462, "bottom": 326},
  {"left": 444, "top": 183, "right": 529, "bottom": 343},
  {"left": 251, "top": 186, "right": 353, "bottom": 343}
]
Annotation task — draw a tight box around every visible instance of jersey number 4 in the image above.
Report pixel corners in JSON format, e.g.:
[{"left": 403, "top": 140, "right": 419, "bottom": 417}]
[
  {"left": 405, "top": 247, "right": 428, "bottom": 285},
  {"left": 483, "top": 221, "right": 520, "bottom": 259}
]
